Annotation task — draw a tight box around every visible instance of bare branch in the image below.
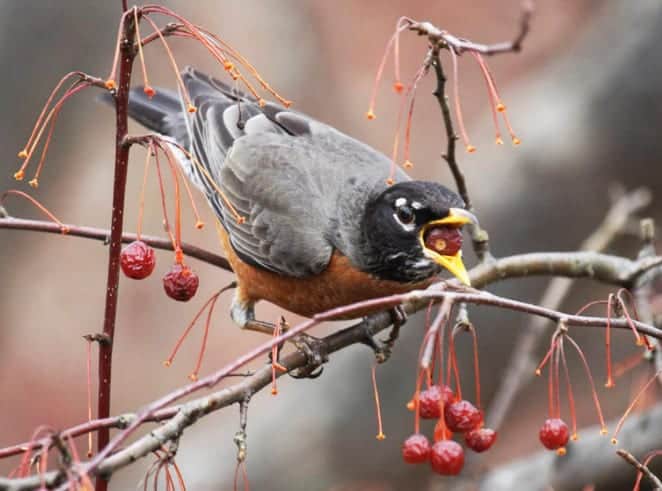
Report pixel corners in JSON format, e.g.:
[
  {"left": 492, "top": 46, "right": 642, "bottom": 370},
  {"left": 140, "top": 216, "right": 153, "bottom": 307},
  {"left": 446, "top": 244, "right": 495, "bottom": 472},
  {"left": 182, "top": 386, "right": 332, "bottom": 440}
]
[
  {"left": 480, "top": 404, "right": 662, "bottom": 491},
  {"left": 617, "top": 449, "right": 662, "bottom": 491},
  {"left": 2, "top": 282, "right": 661, "bottom": 490},
  {"left": 0, "top": 217, "right": 231, "bottom": 271},
  {"left": 408, "top": 1, "right": 534, "bottom": 56}
]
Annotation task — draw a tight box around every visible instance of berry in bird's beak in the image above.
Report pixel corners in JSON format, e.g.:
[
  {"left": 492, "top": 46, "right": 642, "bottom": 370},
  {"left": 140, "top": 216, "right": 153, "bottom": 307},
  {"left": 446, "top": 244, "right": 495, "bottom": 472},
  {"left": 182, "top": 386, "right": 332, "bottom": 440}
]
[{"left": 418, "top": 208, "right": 476, "bottom": 286}]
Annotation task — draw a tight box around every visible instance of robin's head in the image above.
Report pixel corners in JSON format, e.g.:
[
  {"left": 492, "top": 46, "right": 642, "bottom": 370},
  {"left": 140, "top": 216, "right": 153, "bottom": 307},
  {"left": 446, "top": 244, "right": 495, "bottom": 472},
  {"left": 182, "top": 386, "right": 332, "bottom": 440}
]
[{"left": 361, "top": 181, "right": 476, "bottom": 285}]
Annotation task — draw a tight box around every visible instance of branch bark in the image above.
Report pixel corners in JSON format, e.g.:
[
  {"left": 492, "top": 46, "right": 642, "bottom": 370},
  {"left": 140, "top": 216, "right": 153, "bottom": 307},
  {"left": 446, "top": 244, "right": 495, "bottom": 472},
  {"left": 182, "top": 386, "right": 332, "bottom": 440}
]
[
  {"left": 96, "top": 10, "right": 136, "bottom": 491},
  {"left": 479, "top": 404, "right": 662, "bottom": 491},
  {"left": 0, "top": 217, "right": 231, "bottom": 271},
  {"left": 2, "top": 282, "right": 662, "bottom": 490}
]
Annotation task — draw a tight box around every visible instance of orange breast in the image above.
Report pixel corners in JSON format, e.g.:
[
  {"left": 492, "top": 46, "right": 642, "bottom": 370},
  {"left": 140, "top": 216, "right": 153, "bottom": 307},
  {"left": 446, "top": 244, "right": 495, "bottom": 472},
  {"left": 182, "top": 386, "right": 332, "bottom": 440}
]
[{"left": 216, "top": 222, "right": 431, "bottom": 319}]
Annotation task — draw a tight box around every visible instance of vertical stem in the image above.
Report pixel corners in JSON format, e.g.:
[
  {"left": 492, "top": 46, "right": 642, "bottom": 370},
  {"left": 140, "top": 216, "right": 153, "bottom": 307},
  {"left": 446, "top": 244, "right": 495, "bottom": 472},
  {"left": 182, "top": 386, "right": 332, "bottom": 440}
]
[
  {"left": 431, "top": 50, "right": 470, "bottom": 210},
  {"left": 96, "top": 8, "right": 135, "bottom": 491},
  {"left": 431, "top": 49, "right": 491, "bottom": 261}
]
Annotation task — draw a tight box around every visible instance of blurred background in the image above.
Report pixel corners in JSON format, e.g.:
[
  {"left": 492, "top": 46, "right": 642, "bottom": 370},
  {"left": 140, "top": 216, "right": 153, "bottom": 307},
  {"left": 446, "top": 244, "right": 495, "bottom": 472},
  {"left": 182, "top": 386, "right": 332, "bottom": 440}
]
[{"left": 1, "top": 1, "right": 662, "bottom": 489}]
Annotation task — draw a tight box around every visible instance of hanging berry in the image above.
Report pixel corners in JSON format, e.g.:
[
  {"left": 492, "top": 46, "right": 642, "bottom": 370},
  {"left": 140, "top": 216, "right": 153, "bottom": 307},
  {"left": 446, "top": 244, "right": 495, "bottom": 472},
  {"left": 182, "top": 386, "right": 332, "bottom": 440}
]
[
  {"left": 444, "top": 400, "right": 482, "bottom": 433},
  {"left": 401, "top": 434, "right": 431, "bottom": 464},
  {"left": 419, "top": 384, "right": 455, "bottom": 419},
  {"left": 430, "top": 440, "right": 464, "bottom": 475},
  {"left": 539, "top": 418, "right": 570, "bottom": 452},
  {"left": 465, "top": 427, "right": 497, "bottom": 453},
  {"left": 120, "top": 240, "right": 156, "bottom": 280},
  {"left": 163, "top": 263, "right": 199, "bottom": 301}
]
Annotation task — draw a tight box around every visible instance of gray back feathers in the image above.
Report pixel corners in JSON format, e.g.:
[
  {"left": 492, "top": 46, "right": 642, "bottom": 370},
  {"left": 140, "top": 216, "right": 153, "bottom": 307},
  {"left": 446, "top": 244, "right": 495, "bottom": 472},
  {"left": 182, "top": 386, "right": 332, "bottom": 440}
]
[{"left": 128, "top": 67, "right": 409, "bottom": 277}]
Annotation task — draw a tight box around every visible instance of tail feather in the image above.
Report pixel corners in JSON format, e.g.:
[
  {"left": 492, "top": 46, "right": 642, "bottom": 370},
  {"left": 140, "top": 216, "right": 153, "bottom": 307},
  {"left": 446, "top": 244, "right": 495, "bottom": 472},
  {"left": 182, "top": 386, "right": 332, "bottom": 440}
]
[{"left": 125, "top": 88, "right": 190, "bottom": 145}]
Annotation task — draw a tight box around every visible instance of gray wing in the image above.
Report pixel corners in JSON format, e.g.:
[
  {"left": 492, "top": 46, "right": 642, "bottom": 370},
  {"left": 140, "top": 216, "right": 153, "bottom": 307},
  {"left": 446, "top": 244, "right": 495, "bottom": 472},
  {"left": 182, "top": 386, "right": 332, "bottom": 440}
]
[
  {"left": 182, "top": 69, "right": 336, "bottom": 277},
  {"left": 130, "top": 67, "right": 408, "bottom": 278}
]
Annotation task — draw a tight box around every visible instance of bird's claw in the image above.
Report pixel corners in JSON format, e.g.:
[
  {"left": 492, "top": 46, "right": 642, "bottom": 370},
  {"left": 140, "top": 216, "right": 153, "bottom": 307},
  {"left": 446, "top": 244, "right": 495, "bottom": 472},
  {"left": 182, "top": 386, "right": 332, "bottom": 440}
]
[
  {"left": 361, "top": 306, "right": 407, "bottom": 364},
  {"left": 289, "top": 333, "right": 328, "bottom": 379}
]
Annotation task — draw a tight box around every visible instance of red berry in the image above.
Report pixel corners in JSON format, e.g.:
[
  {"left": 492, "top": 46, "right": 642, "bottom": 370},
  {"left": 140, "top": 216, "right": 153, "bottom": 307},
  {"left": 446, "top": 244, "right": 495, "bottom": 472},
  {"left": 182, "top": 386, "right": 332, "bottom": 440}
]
[
  {"left": 430, "top": 440, "right": 464, "bottom": 475},
  {"left": 539, "top": 418, "right": 569, "bottom": 451},
  {"left": 120, "top": 240, "right": 156, "bottom": 279},
  {"left": 163, "top": 263, "right": 199, "bottom": 301},
  {"left": 401, "top": 434, "right": 431, "bottom": 464},
  {"left": 465, "top": 427, "right": 497, "bottom": 453},
  {"left": 419, "top": 384, "right": 455, "bottom": 419},
  {"left": 444, "top": 400, "right": 482, "bottom": 433},
  {"left": 423, "top": 226, "right": 463, "bottom": 256}
]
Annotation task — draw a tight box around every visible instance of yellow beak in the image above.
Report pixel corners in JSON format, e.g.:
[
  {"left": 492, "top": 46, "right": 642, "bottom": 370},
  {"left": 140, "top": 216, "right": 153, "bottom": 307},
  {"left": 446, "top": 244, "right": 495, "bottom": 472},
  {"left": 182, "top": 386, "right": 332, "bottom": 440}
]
[{"left": 418, "top": 208, "right": 475, "bottom": 286}]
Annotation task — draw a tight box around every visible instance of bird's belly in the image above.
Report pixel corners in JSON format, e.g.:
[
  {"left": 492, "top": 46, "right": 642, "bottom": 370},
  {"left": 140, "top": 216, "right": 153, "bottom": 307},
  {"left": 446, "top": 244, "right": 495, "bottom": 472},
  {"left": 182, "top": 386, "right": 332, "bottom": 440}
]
[{"left": 217, "top": 223, "right": 432, "bottom": 318}]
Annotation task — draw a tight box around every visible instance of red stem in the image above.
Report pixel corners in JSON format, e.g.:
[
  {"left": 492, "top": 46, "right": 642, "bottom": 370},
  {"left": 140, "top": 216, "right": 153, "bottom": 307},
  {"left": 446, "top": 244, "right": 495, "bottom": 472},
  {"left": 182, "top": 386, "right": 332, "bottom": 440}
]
[{"left": 96, "top": 12, "right": 136, "bottom": 491}]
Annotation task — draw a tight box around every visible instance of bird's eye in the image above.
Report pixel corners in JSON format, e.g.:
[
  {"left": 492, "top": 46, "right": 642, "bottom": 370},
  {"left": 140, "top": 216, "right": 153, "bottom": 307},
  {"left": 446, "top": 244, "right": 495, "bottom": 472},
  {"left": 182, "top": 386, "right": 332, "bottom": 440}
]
[{"left": 396, "top": 205, "right": 415, "bottom": 224}]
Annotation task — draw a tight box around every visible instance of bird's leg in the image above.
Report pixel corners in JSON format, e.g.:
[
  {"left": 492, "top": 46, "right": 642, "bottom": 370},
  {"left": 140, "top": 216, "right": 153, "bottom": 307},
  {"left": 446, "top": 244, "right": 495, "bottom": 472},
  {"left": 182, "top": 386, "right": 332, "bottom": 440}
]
[
  {"left": 360, "top": 305, "right": 408, "bottom": 364},
  {"left": 231, "top": 294, "right": 327, "bottom": 378}
]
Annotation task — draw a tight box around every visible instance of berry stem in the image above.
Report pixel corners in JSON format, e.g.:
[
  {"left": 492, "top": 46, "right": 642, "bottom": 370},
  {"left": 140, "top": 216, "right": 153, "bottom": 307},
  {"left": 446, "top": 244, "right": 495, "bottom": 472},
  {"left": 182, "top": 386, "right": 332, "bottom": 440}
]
[
  {"left": 617, "top": 288, "right": 651, "bottom": 349},
  {"left": 1, "top": 190, "right": 69, "bottom": 233},
  {"left": 612, "top": 370, "right": 662, "bottom": 443},
  {"left": 553, "top": 339, "right": 561, "bottom": 419},
  {"left": 469, "top": 52, "right": 503, "bottom": 144},
  {"left": 164, "top": 290, "right": 223, "bottom": 368},
  {"left": 559, "top": 338, "right": 578, "bottom": 439},
  {"left": 606, "top": 293, "right": 615, "bottom": 387},
  {"left": 160, "top": 146, "right": 183, "bottom": 259},
  {"left": 136, "top": 148, "right": 152, "bottom": 241},
  {"left": 141, "top": 14, "right": 195, "bottom": 110},
  {"left": 152, "top": 145, "right": 177, "bottom": 249},
  {"left": 448, "top": 47, "right": 475, "bottom": 153},
  {"left": 448, "top": 326, "right": 462, "bottom": 399},
  {"left": 189, "top": 291, "right": 222, "bottom": 381},
  {"left": 371, "top": 364, "right": 386, "bottom": 440},
  {"left": 467, "top": 324, "right": 482, "bottom": 409},
  {"left": 133, "top": 8, "right": 153, "bottom": 97},
  {"left": 565, "top": 335, "right": 607, "bottom": 434}
]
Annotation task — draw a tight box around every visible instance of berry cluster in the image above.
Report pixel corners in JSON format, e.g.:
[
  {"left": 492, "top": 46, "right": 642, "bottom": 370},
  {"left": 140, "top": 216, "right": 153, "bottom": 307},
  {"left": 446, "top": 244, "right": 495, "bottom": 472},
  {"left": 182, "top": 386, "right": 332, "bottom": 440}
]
[
  {"left": 120, "top": 241, "right": 199, "bottom": 301},
  {"left": 402, "top": 383, "right": 497, "bottom": 475},
  {"left": 401, "top": 303, "right": 496, "bottom": 475}
]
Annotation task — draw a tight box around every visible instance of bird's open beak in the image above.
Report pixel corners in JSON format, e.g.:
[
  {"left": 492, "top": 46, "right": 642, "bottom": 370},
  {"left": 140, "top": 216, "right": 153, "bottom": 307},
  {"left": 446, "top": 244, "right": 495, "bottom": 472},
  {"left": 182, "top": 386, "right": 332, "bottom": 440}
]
[{"left": 418, "top": 208, "right": 477, "bottom": 286}]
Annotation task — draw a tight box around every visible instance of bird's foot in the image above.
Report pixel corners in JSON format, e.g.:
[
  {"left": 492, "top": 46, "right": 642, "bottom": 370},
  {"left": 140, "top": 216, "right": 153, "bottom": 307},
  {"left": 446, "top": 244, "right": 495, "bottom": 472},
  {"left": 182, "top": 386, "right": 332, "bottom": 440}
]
[
  {"left": 289, "top": 333, "right": 328, "bottom": 379},
  {"left": 360, "top": 306, "right": 407, "bottom": 364}
]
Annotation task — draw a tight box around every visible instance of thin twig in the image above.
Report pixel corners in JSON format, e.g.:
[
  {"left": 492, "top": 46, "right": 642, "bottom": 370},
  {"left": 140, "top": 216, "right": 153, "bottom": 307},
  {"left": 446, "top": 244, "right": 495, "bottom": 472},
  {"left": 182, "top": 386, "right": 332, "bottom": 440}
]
[
  {"left": 0, "top": 217, "right": 231, "bottom": 271},
  {"left": 407, "top": 2, "right": 534, "bottom": 55},
  {"left": 617, "top": 449, "right": 662, "bottom": 491}
]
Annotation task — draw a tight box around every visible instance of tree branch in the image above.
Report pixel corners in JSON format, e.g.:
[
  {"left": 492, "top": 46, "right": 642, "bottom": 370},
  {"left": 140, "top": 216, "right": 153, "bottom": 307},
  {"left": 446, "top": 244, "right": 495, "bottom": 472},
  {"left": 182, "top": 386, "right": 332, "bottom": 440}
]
[
  {"left": 480, "top": 404, "right": 662, "bottom": 491},
  {"left": 617, "top": 449, "right": 662, "bottom": 491},
  {"left": 2, "top": 282, "right": 661, "bottom": 490},
  {"left": 0, "top": 217, "right": 231, "bottom": 271},
  {"left": 408, "top": 1, "right": 534, "bottom": 55}
]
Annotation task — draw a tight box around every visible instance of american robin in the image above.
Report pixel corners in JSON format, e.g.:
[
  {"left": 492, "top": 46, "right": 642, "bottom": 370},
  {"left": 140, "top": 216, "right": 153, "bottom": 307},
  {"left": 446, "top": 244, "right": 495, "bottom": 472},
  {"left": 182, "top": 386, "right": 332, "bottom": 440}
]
[{"left": 124, "top": 67, "right": 477, "bottom": 333}]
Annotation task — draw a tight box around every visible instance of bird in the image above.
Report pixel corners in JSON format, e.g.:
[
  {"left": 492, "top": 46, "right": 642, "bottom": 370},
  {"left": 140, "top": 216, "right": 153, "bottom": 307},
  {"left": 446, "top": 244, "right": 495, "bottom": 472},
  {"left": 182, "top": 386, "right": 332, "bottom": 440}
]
[{"left": 123, "top": 67, "right": 477, "bottom": 334}]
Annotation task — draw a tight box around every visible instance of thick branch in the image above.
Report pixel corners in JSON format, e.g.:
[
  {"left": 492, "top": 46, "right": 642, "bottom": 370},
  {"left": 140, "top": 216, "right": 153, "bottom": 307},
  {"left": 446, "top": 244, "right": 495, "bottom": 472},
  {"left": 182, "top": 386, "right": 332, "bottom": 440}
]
[
  {"left": 96, "top": 12, "right": 136, "bottom": 491},
  {"left": 480, "top": 404, "right": 662, "bottom": 491},
  {"left": 617, "top": 449, "right": 662, "bottom": 491},
  {"left": 3, "top": 284, "right": 661, "bottom": 490},
  {"left": 469, "top": 251, "right": 662, "bottom": 289}
]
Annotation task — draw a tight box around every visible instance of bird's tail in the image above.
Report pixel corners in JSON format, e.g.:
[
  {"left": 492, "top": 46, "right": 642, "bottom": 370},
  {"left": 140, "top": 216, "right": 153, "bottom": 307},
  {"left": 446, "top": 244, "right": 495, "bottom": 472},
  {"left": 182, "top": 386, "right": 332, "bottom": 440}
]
[{"left": 100, "top": 87, "right": 190, "bottom": 147}]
